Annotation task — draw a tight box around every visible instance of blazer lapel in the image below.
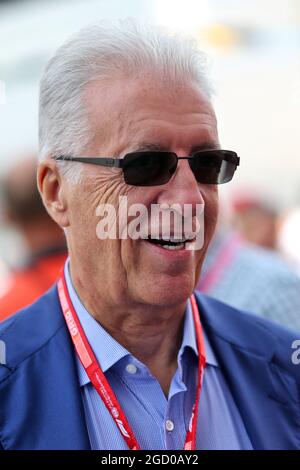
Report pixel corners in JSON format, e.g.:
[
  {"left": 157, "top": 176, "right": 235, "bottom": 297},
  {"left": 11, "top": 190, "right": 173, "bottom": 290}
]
[
  {"left": 195, "top": 292, "right": 300, "bottom": 450},
  {"left": 0, "top": 287, "right": 90, "bottom": 450}
]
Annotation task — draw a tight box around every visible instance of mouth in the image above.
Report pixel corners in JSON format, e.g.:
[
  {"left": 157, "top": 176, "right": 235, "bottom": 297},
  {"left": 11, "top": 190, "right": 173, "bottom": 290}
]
[{"left": 141, "top": 235, "right": 195, "bottom": 251}]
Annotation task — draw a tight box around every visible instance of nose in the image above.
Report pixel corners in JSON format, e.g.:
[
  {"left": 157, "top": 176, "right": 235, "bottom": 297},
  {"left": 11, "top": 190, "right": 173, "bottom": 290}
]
[{"left": 157, "top": 158, "right": 205, "bottom": 210}]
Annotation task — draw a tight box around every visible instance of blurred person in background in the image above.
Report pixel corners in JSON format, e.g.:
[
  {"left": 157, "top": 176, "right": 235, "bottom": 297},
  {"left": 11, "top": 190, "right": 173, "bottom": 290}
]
[
  {"left": 0, "top": 259, "right": 11, "bottom": 299},
  {"left": 277, "top": 208, "right": 300, "bottom": 276},
  {"left": 0, "top": 156, "right": 67, "bottom": 321},
  {"left": 197, "top": 227, "right": 300, "bottom": 331},
  {"left": 231, "top": 193, "right": 279, "bottom": 251}
]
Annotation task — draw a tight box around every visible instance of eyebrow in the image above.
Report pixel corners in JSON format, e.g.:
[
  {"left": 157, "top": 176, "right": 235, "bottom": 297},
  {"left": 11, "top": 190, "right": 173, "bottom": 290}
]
[
  {"left": 130, "top": 141, "right": 220, "bottom": 154},
  {"left": 191, "top": 142, "right": 220, "bottom": 153},
  {"left": 130, "top": 142, "right": 167, "bottom": 152}
]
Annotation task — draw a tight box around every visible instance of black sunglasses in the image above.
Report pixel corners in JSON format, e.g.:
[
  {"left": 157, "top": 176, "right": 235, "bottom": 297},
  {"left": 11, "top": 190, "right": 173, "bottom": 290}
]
[{"left": 55, "top": 149, "right": 239, "bottom": 187}]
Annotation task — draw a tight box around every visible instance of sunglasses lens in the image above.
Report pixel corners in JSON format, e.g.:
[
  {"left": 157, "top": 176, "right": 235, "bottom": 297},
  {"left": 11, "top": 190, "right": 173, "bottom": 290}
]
[
  {"left": 190, "top": 150, "right": 238, "bottom": 184},
  {"left": 123, "top": 152, "right": 177, "bottom": 186}
]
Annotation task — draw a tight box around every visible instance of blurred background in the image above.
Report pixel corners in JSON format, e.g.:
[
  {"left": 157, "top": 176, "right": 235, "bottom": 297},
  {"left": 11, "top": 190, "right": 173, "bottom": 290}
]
[{"left": 0, "top": 0, "right": 300, "bottom": 327}]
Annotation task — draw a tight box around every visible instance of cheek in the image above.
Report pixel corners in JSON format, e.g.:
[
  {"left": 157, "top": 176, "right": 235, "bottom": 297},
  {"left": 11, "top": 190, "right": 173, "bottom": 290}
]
[
  {"left": 75, "top": 173, "right": 132, "bottom": 222},
  {"left": 202, "top": 186, "right": 219, "bottom": 241},
  {"left": 78, "top": 175, "right": 142, "bottom": 249}
]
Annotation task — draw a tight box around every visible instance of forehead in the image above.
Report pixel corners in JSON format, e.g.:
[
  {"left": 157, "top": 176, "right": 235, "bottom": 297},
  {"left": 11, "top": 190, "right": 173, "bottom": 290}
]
[{"left": 85, "top": 75, "right": 218, "bottom": 154}]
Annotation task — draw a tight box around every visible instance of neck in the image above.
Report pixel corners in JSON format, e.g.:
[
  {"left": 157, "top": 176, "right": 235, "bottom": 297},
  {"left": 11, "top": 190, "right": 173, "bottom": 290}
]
[{"left": 69, "top": 263, "right": 187, "bottom": 396}]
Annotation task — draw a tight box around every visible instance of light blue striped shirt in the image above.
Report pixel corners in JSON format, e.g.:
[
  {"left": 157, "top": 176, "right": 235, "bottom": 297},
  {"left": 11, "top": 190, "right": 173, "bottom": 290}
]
[{"left": 65, "top": 262, "right": 252, "bottom": 450}]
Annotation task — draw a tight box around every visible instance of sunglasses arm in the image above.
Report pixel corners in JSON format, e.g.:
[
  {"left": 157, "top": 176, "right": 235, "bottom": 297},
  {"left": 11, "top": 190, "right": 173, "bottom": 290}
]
[
  {"left": 86, "top": 157, "right": 124, "bottom": 168},
  {"left": 55, "top": 155, "right": 124, "bottom": 168}
]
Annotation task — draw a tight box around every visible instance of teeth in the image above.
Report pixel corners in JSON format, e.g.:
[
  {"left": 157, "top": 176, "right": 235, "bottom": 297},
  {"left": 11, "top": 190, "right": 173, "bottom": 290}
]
[
  {"left": 143, "top": 236, "right": 191, "bottom": 242},
  {"left": 161, "top": 243, "right": 185, "bottom": 251},
  {"left": 141, "top": 235, "right": 195, "bottom": 242}
]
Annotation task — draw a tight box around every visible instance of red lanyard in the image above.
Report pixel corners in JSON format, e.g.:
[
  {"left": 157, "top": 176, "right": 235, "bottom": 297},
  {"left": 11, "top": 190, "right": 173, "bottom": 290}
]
[{"left": 57, "top": 270, "right": 206, "bottom": 450}]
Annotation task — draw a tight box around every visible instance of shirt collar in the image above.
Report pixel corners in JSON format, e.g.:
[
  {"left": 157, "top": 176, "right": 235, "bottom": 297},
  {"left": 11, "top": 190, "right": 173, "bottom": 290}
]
[
  {"left": 180, "top": 296, "right": 218, "bottom": 367},
  {"left": 64, "top": 260, "right": 218, "bottom": 387}
]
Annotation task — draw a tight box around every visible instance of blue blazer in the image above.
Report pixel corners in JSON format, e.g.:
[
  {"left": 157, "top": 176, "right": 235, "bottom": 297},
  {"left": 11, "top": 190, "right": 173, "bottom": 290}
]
[{"left": 0, "top": 286, "right": 299, "bottom": 450}]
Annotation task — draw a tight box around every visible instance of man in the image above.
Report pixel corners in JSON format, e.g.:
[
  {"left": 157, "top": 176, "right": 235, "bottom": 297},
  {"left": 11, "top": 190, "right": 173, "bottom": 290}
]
[
  {"left": 0, "top": 21, "right": 299, "bottom": 450},
  {"left": 0, "top": 157, "right": 67, "bottom": 321}
]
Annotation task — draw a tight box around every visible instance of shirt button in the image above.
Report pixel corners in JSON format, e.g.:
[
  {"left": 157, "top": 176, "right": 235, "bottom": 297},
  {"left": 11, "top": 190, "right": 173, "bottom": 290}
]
[
  {"left": 165, "top": 420, "right": 175, "bottom": 432},
  {"left": 126, "top": 363, "right": 138, "bottom": 374}
]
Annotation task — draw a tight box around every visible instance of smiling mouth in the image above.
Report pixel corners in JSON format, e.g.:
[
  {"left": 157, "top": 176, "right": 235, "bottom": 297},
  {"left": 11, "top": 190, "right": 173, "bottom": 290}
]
[{"left": 141, "top": 236, "right": 195, "bottom": 251}]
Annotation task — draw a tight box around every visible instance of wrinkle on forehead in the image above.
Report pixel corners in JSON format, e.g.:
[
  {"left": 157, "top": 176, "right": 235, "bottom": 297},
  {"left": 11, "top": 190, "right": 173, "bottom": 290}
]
[{"left": 84, "top": 76, "right": 218, "bottom": 156}]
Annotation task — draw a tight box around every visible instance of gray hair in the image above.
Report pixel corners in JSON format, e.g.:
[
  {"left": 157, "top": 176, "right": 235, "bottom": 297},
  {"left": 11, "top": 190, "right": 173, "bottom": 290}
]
[{"left": 39, "top": 19, "right": 212, "bottom": 183}]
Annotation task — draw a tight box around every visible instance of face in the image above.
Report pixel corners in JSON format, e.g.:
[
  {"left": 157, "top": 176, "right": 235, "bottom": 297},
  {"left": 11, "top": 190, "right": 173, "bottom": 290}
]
[{"left": 64, "top": 74, "right": 219, "bottom": 309}]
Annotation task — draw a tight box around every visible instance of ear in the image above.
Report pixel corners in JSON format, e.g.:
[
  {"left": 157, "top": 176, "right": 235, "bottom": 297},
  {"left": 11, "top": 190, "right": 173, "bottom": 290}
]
[{"left": 37, "top": 160, "right": 70, "bottom": 228}]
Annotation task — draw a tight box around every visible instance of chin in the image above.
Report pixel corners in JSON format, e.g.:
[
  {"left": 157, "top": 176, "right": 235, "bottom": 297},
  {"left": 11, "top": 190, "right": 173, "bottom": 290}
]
[{"left": 137, "top": 275, "right": 195, "bottom": 307}]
